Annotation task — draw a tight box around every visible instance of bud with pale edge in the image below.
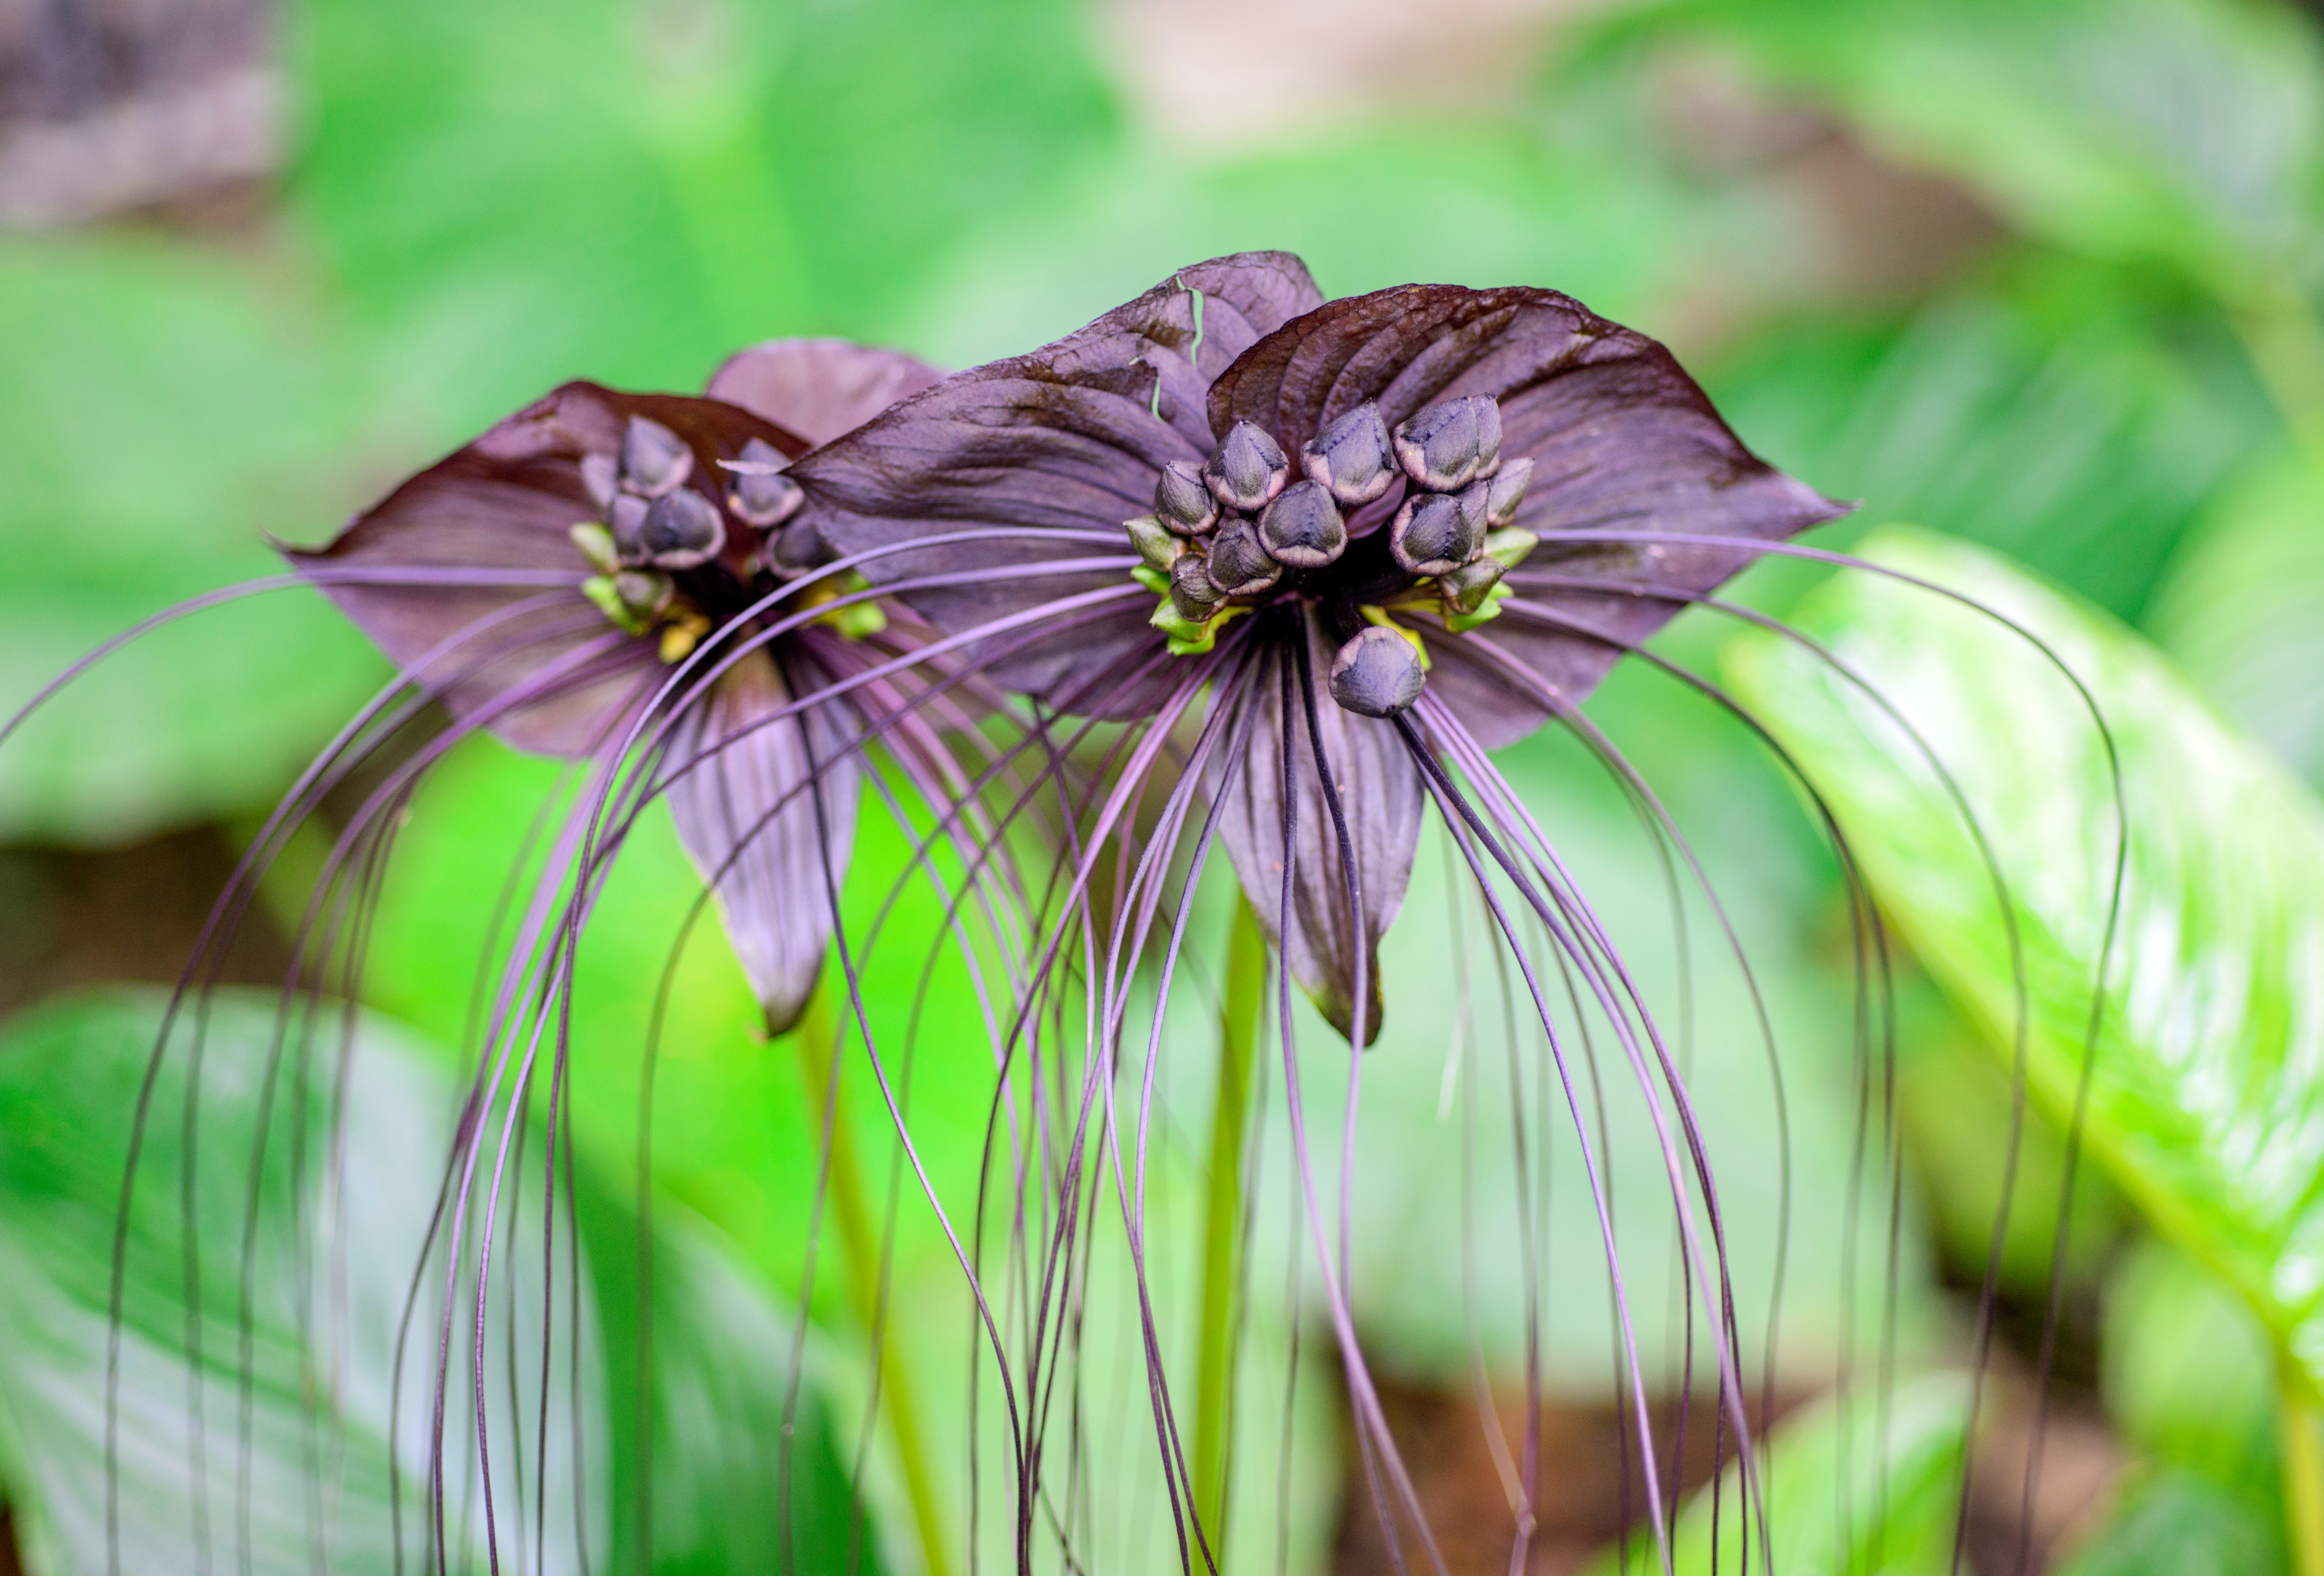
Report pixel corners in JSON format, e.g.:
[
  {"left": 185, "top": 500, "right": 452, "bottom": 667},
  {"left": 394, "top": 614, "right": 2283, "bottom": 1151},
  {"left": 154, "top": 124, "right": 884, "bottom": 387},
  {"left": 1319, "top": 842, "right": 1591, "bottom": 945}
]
[
  {"left": 1203, "top": 420, "right": 1290, "bottom": 512},
  {"left": 1329, "top": 626, "right": 1427, "bottom": 717},
  {"left": 619, "top": 415, "right": 694, "bottom": 497},
  {"left": 641, "top": 489, "right": 725, "bottom": 569},
  {"left": 1300, "top": 404, "right": 1396, "bottom": 508}
]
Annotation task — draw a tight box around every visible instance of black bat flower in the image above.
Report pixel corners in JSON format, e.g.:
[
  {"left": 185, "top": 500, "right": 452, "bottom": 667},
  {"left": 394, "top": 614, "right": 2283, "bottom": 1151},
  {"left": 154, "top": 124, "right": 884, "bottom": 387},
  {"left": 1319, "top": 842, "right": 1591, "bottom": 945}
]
[
  {"left": 289, "top": 342, "right": 940, "bottom": 1034},
  {"left": 792, "top": 252, "right": 1846, "bottom": 1044}
]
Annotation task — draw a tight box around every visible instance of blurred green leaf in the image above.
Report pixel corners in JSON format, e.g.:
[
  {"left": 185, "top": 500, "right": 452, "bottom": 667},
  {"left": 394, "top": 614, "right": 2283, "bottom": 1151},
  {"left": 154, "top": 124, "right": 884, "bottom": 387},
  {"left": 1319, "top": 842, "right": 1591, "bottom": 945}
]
[
  {"left": 1707, "top": 269, "right": 2276, "bottom": 620},
  {"left": 0, "top": 986, "right": 868, "bottom": 1575},
  {"left": 902, "top": 120, "right": 1698, "bottom": 368},
  {"left": 351, "top": 735, "right": 1343, "bottom": 1575},
  {"left": 0, "top": 238, "right": 386, "bottom": 844},
  {"left": 574, "top": 1160, "right": 884, "bottom": 1576},
  {"left": 1893, "top": 978, "right": 2128, "bottom": 1301},
  {"left": 1591, "top": 1372, "right": 1970, "bottom": 1576},
  {"left": 2102, "top": 1238, "right": 2276, "bottom": 1491},
  {"left": 2054, "top": 1468, "right": 2285, "bottom": 1576},
  {"left": 1575, "top": 0, "right": 2324, "bottom": 295},
  {"left": 294, "top": 0, "right": 1118, "bottom": 441},
  {"left": 1727, "top": 528, "right": 2324, "bottom": 1393},
  {"left": 0, "top": 986, "right": 597, "bottom": 1574},
  {"left": 2148, "top": 448, "right": 2324, "bottom": 786},
  {"left": 1308, "top": 667, "right": 1945, "bottom": 1397},
  {"left": 352, "top": 734, "right": 988, "bottom": 1311}
]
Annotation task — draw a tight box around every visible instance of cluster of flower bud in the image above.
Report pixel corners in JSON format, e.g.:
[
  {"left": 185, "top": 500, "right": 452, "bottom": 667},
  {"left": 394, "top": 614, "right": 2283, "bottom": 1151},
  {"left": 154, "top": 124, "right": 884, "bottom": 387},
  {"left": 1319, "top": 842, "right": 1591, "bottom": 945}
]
[
  {"left": 1324, "top": 393, "right": 1540, "bottom": 717},
  {"left": 1122, "top": 393, "right": 1539, "bottom": 713},
  {"left": 577, "top": 417, "right": 815, "bottom": 590},
  {"left": 1384, "top": 396, "right": 1532, "bottom": 617},
  {"left": 572, "top": 416, "right": 817, "bottom": 656},
  {"left": 1124, "top": 417, "right": 1360, "bottom": 644}
]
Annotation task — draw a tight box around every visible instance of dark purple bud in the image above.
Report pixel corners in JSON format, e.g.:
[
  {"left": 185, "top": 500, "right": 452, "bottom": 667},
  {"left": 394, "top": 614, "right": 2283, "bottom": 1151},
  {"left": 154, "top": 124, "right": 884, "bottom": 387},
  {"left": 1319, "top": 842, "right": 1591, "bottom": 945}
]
[
  {"left": 1390, "top": 489, "right": 1485, "bottom": 577},
  {"left": 608, "top": 493, "right": 651, "bottom": 562},
  {"left": 723, "top": 437, "right": 803, "bottom": 529},
  {"left": 613, "top": 568, "right": 674, "bottom": 621},
  {"left": 1484, "top": 455, "right": 1533, "bottom": 528},
  {"left": 1206, "top": 517, "right": 1281, "bottom": 596},
  {"left": 768, "top": 515, "right": 826, "bottom": 574},
  {"left": 1439, "top": 556, "right": 1505, "bottom": 615},
  {"left": 1470, "top": 396, "right": 1503, "bottom": 480},
  {"left": 1299, "top": 403, "right": 1396, "bottom": 507},
  {"left": 640, "top": 489, "right": 726, "bottom": 569},
  {"left": 581, "top": 452, "right": 620, "bottom": 512},
  {"left": 1392, "top": 396, "right": 1496, "bottom": 492},
  {"left": 1169, "top": 551, "right": 1223, "bottom": 620},
  {"left": 1154, "top": 459, "right": 1220, "bottom": 535},
  {"left": 1256, "top": 480, "right": 1347, "bottom": 569},
  {"left": 1329, "top": 626, "right": 1426, "bottom": 717},
  {"left": 1203, "top": 420, "right": 1289, "bottom": 512},
  {"left": 619, "top": 415, "right": 694, "bottom": 497}
]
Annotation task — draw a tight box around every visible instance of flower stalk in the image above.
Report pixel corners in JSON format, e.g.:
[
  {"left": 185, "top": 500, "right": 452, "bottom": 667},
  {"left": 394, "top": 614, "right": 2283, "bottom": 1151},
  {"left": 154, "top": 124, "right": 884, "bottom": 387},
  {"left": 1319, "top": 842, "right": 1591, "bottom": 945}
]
[
  {"left": 2282, "top": 1363, "right": 2324, "bottom": 1576},
  {"left": 1193, "top": 895, "right": 1269, "bottom": 1544},
  {"left": 796, "top": 990, "right": 953, "bottom": 1576}
]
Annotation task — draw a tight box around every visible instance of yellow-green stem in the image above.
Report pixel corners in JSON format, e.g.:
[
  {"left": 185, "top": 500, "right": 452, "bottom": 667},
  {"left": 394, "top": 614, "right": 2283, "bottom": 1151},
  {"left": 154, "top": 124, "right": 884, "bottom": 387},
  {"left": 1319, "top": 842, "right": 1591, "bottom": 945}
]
[
  {"left": 2278, "top": 1367, "right": 2315, "bottom": 1576},
  {"left": 1193, "top": 897, "right": 1270, "bottom": 1548},
  {"left": 797, "top": 991, "right": 953, "bottom": 1576},
  {"left": 2283, "top": 1367, "right": 2324, "bottom": 1576}
]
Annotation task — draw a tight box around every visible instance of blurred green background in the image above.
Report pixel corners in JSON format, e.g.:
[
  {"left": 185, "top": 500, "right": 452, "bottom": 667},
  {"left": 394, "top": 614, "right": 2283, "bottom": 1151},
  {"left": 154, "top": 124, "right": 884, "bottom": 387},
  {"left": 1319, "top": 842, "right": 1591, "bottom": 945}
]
[{"left": 7, "top": 0, "right": 2324, "bottom": 1572}]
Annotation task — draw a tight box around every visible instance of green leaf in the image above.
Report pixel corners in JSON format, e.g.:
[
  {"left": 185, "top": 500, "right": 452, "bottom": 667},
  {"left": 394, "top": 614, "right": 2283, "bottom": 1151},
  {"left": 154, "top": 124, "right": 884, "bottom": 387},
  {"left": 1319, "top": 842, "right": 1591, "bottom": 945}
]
[
  {"left": 2148, "top": 448, "right": 2324, "bottom": 787},
  {"left": 1590, "top": 1372, "right": 1970, "bottom": 1576},
  {"left": 352, "top": 735, "right": 1342, "bottom": 1575},
  {"left": 1571, "top": 0, "right": 2324, "bottom": 294},
  {"left": 295, "top": 0, "right": 1118, "bottom": 441},
  {"left": 0, "top": 238, "right": 386, "bottom": 843},
  {"left": 1705, "top": 269, "right": 2276, "bottom": 622},
  {"left": 2102, "top": 1238, "right": 2276, "bottom": 1491},
  {"left": 0, "top": 987, "right": 596, "bottom": 1574},
  {"left": 573, "top": 1164, "right": 884, "bottom": 1576},
  {"left": 900, "top": 119, "right": 1696, "bottom": 369},
  {"left": 1892, "top": 977, "right": 2128, "bottom": 1302},
  {"left": 1329, "top": 665, "right": 1947, "bottom": 1398},
  {"left": 1726, "top": 528, "right": 2324, "bottom": 1393},
  {"left": 2054, "top": 1468, "right": 2286, "bottom": 1576},
  {"left": 0, "top": 987, "right": 870, "bottom": 1575}
]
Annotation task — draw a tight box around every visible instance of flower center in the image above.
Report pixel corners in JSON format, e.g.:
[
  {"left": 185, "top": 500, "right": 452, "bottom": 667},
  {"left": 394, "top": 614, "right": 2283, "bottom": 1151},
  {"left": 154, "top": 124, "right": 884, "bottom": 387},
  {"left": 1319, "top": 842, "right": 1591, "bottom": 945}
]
[
  {"left": 1122, "top": 399, "right": 1538, "bottom": 716},
  {"left": 570, "top": 416, "right": 881, "bottom": 662}
]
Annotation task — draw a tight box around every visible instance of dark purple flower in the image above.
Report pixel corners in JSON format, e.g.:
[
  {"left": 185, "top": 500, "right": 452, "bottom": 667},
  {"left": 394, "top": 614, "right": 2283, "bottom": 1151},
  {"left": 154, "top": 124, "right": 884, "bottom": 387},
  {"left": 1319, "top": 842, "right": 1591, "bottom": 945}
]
[
  {"left": 289, "top": 348, "right": 946, "bottom": 1034},
  {"left": 792, "top": 252, "right": 1847, "bottom": 1042}
]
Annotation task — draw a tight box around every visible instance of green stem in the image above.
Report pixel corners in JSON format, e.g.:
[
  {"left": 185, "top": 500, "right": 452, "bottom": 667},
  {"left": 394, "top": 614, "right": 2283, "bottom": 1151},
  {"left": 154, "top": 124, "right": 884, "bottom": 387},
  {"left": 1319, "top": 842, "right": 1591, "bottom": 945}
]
[
  {"left": 1193, "top": 897, "right": 1270, "bottom": 1548},
  {"left": 2283, "top": 1365, "right": 2324, "bottom": 1576},
  {"left": 797, "top": 991, "right": 953, "bottom": 1576}
]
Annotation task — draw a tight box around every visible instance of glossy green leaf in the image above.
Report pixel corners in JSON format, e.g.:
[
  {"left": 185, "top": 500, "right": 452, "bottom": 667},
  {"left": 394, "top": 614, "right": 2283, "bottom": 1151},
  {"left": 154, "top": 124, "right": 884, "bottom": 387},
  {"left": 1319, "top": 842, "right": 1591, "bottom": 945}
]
[
  {"left": 2148, "top": 448, "right": 2324, "bottom": 787},
  {"left": 1571, "top": 0, "right": 2324, "bottom": 294},
  {"left": 0, "top": 987, "right": 868, "bottom": 1576},
  {"left": 1591, "top": 1372, "right": 1970, "bottom": 1576},
  {"left": 1727, "top": 528, "right": 2324, "bottom": 1392},
  {"left": 0, "top": 239, "right": 385, "bottom": 843}
]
